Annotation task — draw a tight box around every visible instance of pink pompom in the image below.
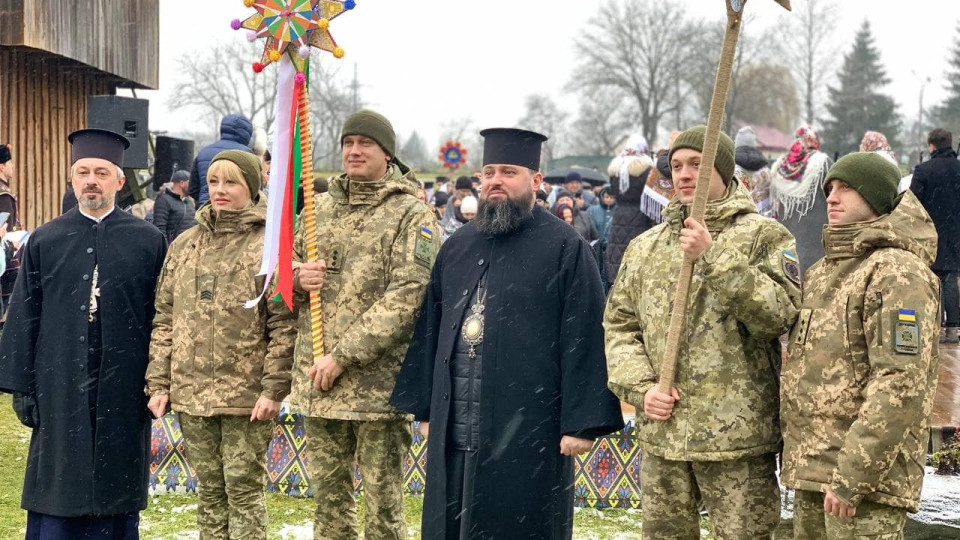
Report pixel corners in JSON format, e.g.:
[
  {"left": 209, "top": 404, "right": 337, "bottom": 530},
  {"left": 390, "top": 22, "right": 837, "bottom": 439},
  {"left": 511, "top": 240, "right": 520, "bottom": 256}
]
[
  {"left": 230, "top": 18, "right": 242, "bottom": 30},
  {"left": 295, "top": 72, "right": 306, "bottom": 85},
  {"left": 246, "top": 30, "right": 258, "bottom": 42},
  {"left": 298, "top": 45, "right": 311, "bottom": 58}
]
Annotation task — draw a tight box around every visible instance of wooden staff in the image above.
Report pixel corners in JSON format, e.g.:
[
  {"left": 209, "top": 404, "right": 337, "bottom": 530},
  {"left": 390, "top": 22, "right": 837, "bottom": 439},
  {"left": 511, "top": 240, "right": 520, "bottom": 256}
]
[
  {"left": 297, "top": 84, "right": 325, "bottom": 362},
  {"left": 657, "top": 0, "right": 791, "bottom": 394}
]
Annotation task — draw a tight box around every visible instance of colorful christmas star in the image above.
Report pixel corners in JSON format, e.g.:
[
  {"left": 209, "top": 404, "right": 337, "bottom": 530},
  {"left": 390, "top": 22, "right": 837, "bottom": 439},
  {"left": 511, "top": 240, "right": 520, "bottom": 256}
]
[{"left": 232, "top": 0, "right": 355, "bottom": 73}]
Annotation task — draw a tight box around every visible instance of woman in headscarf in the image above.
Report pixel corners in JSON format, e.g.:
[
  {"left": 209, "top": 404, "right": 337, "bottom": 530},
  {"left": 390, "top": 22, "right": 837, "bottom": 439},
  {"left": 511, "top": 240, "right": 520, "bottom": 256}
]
[
  {"left": 605, "top": 135, "right": 662, "bottom": 287},
  {"left": 734, "top": 126, "right": 773, "bottom": 215},
  {"left": 770, "top": 125, "right": 832, "bottom": 273}
]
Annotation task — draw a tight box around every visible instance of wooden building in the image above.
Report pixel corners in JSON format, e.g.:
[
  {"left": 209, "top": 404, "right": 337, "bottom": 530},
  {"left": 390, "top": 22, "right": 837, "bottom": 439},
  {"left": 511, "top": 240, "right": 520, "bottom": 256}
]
[{"left": 0, "top": 0, "right": 158, "bottom": 229}]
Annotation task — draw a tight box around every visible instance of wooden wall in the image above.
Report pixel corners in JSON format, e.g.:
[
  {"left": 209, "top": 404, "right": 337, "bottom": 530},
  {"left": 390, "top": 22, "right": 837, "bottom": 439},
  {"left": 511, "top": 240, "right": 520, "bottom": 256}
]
[
  {"left": 0, "top": 0, "right": 159, "bottom": 89},
  {"left": 0, "top": 47, "right": 119, "bottom": 229}
]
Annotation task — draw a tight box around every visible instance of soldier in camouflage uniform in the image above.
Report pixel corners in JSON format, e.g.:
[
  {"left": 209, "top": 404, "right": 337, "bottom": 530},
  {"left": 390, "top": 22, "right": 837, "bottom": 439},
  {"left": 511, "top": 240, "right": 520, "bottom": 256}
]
[
  {"left": 291, "top": 110, "right": 439, "bottom": 540},
  {"left": 604, "top": 126, "right": 801, "bottom": 539},
  {"left": 146, "top": 150, "right": 296, "bottom": 540},
  {"left": 781, "top": 152, "right": 941, "bottom": 539}
]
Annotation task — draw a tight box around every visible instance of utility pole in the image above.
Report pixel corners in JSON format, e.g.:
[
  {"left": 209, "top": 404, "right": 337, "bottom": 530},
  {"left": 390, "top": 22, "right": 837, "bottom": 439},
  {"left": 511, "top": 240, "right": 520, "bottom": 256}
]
[{"left": 350, "top": 63, "right": 359, "bottom": 112}]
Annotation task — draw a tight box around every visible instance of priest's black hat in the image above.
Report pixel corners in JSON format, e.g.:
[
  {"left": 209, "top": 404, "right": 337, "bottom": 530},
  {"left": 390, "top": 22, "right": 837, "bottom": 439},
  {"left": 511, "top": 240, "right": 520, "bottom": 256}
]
[
  {"left": 68, "top": 129, "right": 130, "bottom": 168},
  {"left": 480, "top": 128, "right": 548, "bottom": 171}
]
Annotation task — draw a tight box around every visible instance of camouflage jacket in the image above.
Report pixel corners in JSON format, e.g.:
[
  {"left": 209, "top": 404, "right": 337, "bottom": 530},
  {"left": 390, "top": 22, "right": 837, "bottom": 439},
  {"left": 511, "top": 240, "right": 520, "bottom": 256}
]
[
  {"left": 146, "top": 197, "right": 296, "bottom": 416},
  {"left": 781, "top": 191, "right": 940, "bottom": 512},
  {"left": 289, "top": 162, "right": 439, "bottom": 421},
  {"left": 604, "top": 181, "right": 801, "bottom": 461}
]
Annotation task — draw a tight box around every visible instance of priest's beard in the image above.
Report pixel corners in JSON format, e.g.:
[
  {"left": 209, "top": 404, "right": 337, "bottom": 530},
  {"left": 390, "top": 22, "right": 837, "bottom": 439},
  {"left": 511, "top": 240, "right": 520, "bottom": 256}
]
[
  {"left": 79, "top": 188, "right": 114, "bottom": 211},
  {"left": 475, "top": 191, "right": 534, "bottom": 235}
]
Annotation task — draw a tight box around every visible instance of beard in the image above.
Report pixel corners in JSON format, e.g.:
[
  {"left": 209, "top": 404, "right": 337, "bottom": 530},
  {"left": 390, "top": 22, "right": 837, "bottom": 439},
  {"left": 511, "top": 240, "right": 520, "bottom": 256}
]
[
  {"left": 79, "top": 188, "right": 113, "bottom": 211},
  {"left": 475, "top": 190, "right": 534, "bottom": 235}
]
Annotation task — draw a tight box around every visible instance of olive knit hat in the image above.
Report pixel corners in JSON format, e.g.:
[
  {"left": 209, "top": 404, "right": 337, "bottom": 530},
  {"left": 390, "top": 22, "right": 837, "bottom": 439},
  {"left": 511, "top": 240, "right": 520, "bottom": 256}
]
[
  {"left": 210, "top": 150, "right": 262, "bottom": 199},
  {"left": 669, "top": 126, "right": 736, "bottom": 185},
  {"left": 341, "top": 109, "right": 396, "bottom": 157},
  {"left": 823, "top": 152, "right": 901, "bottom": 215}
]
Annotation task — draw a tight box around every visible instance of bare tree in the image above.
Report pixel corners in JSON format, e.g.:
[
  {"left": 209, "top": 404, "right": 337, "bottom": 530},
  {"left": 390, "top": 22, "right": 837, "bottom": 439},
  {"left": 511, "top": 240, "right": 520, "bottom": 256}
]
[
  {"left": 168, "top": 40, "right": 360, "bottom": 170},
  {"left": 732, "top": 63, "right": 800, "bottom": 133},
  {"left": 572, "top": 0, "right": 701, "bottom": 144},
  {"left": 168, "top": 40, "right": 278, "bottom": 134},
  {"left": 775, "top": 0, "right": 839, "bottom": 126},
  {"left": 400, "top": 131, "right": 430, "bottom": 170},
  {"left": 518, "top": 94, "right": 569, "bottom": 165},
  {"left": 568, "top": 87, "right": 636, "bottom": 156}
]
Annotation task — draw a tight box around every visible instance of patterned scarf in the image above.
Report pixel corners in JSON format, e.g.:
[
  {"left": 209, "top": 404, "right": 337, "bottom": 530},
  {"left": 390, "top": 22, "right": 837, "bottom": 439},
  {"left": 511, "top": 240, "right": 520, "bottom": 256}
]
[
  {"left": 859, "top": 131, "right": 898, "bottom": 165},
  {"left": 777, "top": 126, "right": 821, "bottom": 181}
]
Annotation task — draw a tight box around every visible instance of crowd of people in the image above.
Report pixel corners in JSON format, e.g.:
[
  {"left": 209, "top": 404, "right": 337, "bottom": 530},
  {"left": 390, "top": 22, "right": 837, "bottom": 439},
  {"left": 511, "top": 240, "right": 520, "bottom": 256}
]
[{"left": 0, "top": 109, "right": 954, "bottom": 540}]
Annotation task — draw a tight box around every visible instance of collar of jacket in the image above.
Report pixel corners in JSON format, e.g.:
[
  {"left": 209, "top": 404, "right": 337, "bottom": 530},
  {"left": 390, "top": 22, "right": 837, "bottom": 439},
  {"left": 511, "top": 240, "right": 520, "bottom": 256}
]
[
  {"left": 196, "top": 194, "right": 266, "bottom": 234},
  {"left": 663, "top": 179, "right": 757, "bottom": 234},
  {"left": 821, "top": 190, "right": 937, "bottom": 263},
  {"left": 931, "top": 147, "right": 958, "bottom": 160},
  {"left": 329, "top": 161, "right": 418, "bottom": 206}
]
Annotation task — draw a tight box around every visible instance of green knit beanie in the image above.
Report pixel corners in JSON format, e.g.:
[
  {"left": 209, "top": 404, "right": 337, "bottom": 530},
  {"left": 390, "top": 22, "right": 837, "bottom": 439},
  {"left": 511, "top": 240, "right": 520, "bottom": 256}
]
[
  {"left": 668, "top": 126, "right": 736, "bottom": 185},
  {"left": 823, "top": 152, "right": 900, "bottom": 215},
  {"left": 341, "top": 109, "right": 396, "bottom": 157},
  {"left": 210, "top": 150, "right": 261, "bottom": 199}
]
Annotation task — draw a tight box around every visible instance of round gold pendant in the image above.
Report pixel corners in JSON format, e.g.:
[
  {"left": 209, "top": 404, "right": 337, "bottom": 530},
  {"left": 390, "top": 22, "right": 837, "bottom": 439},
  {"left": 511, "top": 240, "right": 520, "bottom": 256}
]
[{"left": 463, "top": 316, "right": 483, "bottom": 341}]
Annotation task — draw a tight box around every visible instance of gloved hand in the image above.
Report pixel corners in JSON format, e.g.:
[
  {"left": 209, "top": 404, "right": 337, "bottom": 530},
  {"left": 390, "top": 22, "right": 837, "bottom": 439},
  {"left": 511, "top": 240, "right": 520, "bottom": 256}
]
[{"left": 12, "top": 392, "right": 39, "bottom": 428}]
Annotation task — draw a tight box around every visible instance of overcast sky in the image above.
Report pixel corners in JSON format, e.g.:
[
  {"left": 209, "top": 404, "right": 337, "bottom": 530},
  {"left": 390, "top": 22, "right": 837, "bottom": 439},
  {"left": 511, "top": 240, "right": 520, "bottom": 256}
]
[{"left": 129, "top": 0, "right": 959, "bottom": 152}]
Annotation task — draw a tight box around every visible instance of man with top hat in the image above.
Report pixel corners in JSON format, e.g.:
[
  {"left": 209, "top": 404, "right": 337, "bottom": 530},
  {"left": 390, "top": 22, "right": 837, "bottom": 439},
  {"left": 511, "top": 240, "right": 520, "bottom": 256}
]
[
  {"left": 390, "top": 127, "right": 624, "bottom": 540},
  {"left": 0, "top": 128, "right": 167, "bottom": 539}
]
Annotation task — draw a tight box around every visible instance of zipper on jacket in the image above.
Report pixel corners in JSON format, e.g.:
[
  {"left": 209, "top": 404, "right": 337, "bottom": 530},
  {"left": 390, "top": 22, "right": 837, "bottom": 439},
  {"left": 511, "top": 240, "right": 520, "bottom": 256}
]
[{"left": 876, "top": 292, "right": 883, "bottom": 346}]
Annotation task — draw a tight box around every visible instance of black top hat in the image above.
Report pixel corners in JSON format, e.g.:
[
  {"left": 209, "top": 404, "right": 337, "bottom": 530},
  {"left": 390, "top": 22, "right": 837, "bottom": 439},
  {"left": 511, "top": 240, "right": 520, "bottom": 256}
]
[
  {"left": 68, "top": 128, "right": 131, "bottom": 168},
  {"left": 480, "top": 128, "right": 548, "bottom": 171}
]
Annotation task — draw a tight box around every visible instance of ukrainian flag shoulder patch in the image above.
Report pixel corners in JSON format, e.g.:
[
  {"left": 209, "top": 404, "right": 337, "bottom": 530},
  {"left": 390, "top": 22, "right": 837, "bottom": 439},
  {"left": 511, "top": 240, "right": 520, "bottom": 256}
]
[{"left": 898, "top": 309, "right": 917, "bottom": 322}]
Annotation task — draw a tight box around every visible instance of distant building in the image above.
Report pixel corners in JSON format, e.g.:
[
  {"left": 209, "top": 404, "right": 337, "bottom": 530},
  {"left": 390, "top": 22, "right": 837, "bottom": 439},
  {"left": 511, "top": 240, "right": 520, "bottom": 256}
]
[
  {"left": 0, "top": 0, "right": 159, "bottom": 228},
  {"left": 734, "top": 122, "right": 793, "bottom": 162}
]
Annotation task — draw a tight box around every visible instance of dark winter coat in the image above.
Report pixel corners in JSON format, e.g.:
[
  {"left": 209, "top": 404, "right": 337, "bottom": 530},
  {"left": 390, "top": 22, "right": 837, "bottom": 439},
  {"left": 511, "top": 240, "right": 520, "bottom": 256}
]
[
  {"left": 587, "top": 188, "right": 615, "bottom": 242},
  {"left": 151, "top": 188, "right": 196, "bottom": 244},
  {"left": 0, "top": 208, "right": 166, "bottom": 517},
  {"left": 606, "top": 168, "right": 656, "bottom": 283},
  {"left": 190, "top": 114, "right": 254, "bottom": 205},
  {"left": 911, "top": 146, "right": 960, "bottom": 271},
  {"left": 390, "top": 205, "right": 624, "bottom": 540}
]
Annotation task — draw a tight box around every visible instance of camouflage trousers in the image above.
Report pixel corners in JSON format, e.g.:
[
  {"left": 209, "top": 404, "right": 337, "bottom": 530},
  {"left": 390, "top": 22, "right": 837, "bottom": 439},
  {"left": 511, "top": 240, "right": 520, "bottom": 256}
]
[
  {"left": 179, "top": 413, "right": 275, "bottom": 540},
  {"left": 304, "top": 417, "right": 410, "bottom": 540},
  {"left": 793, "top": 489, "right": 906, "bottom": 539},
  {"left": 640, "top": 452, "right": 780, "bottom": 539}
]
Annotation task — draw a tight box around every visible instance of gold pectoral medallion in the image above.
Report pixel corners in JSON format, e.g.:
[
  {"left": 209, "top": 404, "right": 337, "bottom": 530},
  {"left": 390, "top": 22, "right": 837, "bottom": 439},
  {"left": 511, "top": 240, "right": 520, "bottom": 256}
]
[{"left": 461, "top": 281, "right": 487, "bottom": 359}]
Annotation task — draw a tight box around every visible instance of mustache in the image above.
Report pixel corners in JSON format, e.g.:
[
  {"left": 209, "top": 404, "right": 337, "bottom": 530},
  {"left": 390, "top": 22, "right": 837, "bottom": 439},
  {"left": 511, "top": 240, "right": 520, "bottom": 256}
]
[{"left": 82, "top": 186, "right": 103, "bottom": 194}]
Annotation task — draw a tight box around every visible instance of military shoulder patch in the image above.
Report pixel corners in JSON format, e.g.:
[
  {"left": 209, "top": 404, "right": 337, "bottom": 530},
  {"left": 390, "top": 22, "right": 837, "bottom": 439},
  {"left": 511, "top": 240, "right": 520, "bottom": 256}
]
[
  {"left": 414, "top": 226, "right": 436, "bottom": 267},
  {"left": 781, "top": 250, "right": 801, "bottom": 285},
  {"left": 893, "top": 309, "right": 920, "bottom": 355}
]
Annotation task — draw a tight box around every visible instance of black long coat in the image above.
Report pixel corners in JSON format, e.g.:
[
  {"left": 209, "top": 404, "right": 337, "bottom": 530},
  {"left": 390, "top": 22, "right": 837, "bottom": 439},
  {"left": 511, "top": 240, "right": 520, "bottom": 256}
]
[
  {"left": 0, "top": 208, "right": 166, "bottom": 517},
  {"left": 391, "top": 205, "right": 623, "bottom": 540},
  {"left": 605, "top": 168, "right": 655, "bottom": 282},
  {"left": 912, "top": 147, "right": 960, "bottom": 271}
]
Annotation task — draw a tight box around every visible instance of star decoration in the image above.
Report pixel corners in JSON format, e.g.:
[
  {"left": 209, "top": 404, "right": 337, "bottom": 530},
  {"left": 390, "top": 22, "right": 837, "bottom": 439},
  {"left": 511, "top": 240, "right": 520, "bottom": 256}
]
[
  {"left": 439, "top": 141, "right": 468, "bottom": 172},
  {"left": 232, "top": 0, "right": 355, "bottom": 73}
]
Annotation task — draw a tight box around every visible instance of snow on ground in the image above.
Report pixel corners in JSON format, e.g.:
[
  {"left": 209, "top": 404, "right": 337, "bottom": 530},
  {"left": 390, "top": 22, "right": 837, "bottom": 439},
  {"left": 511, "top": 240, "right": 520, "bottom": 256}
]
[
  {"left": 275, "top": 521, "right": 313, "bottom": 539},
  {"left": 912, "top": 468, "right": 960, "bottom": 528}
]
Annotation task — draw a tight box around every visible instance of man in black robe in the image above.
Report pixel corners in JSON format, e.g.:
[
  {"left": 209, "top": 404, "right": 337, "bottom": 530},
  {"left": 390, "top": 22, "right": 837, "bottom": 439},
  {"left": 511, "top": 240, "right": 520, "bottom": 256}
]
[
  {"left": 390, "top": 128, "right": 623, "bottom": 540},
  {"left": 0, "top": 129, "right": 167, "bottom": 540}
]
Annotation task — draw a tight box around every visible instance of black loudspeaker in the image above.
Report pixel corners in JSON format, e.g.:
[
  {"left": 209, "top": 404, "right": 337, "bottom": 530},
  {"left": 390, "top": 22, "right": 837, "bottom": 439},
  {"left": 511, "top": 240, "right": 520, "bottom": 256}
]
[
  {"left": 87, "top": 95, "right": 150, "bottom": 169},
  {"left": 154, "top": 136, "right": 195, "bottom": 190}
]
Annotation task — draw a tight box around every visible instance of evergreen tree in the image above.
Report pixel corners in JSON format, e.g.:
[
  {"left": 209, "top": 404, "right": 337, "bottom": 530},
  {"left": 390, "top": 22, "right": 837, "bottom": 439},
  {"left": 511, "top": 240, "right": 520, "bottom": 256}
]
[
  {"left": 933, "top": 24, "right": 960, "bottom": 140},
  {"left": 821, "top": 20, "right": 901, "bottom": 156}
]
